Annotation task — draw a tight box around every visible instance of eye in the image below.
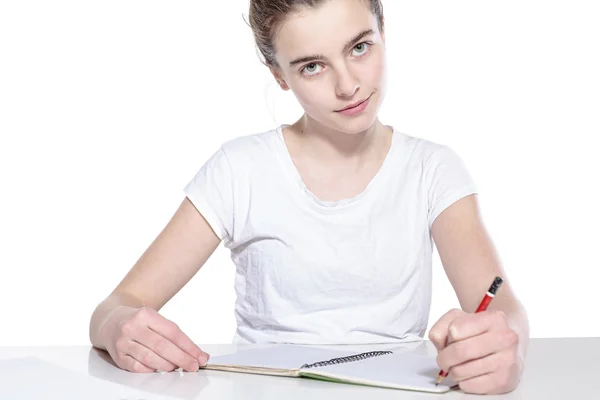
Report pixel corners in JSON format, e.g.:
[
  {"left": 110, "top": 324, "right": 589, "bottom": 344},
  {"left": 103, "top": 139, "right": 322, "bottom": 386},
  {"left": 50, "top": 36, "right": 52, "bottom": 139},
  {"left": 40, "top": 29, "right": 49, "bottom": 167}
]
[
  {"left": 352, "top": 42, "right": 371, "bottom": 57},
  {"left": 301, "top": 62, "right": 323, "bottom": 76}
]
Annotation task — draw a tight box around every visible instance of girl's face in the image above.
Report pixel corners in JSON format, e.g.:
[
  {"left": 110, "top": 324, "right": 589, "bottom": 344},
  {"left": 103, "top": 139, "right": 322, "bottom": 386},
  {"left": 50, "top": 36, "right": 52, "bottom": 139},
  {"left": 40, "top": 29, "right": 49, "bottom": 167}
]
[{"left": 271, "top": 0, "right": 387, "bottom": 135}]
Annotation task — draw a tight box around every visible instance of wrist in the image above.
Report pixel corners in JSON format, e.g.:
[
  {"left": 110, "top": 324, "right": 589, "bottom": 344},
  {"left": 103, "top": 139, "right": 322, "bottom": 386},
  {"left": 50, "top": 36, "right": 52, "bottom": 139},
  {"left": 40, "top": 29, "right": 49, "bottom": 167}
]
[{"left": 91, "top": 304, "right": 129, "bottom": 350}]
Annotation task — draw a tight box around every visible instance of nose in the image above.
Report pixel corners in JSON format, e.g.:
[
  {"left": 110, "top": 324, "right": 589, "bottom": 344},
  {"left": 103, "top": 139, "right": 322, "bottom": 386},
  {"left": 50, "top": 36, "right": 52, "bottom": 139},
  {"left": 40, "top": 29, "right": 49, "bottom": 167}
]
[{"left": 334, "top": 65, "right": 360, "bottom": 98}]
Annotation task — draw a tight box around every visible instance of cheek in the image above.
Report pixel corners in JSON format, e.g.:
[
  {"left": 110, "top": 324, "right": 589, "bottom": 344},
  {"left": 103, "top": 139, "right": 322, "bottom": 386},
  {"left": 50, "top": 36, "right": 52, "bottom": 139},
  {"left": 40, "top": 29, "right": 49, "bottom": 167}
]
[
  {"left": 293, "top": 84, "right": 331, "bottom": 112},
  {"left": 365, "top": 54, "right": 387, "bottom": 105},
  {"left": 366, "top": 52, "right": 386, "bottom": 88}
]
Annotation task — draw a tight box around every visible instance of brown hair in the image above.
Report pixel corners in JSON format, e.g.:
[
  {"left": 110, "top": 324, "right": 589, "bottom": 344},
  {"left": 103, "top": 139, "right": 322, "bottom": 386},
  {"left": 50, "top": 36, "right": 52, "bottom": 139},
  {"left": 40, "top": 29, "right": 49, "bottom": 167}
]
[{"left": 248, "top": 0, "right": 384, "bottom": 68}]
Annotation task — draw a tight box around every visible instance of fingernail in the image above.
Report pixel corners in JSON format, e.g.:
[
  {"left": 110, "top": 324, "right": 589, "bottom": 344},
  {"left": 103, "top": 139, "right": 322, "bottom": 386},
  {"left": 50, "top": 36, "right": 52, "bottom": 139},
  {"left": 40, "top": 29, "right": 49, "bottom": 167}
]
[{"left": 198, "top": 356, "right": 208, "bottom": 366}]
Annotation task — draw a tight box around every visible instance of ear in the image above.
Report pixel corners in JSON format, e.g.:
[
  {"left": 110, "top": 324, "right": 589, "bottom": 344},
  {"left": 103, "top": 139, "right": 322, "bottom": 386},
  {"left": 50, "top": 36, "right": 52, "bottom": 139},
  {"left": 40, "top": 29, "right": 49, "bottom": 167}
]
[{"left": 269, "top": 65, "right": 290, "bottom": 91}]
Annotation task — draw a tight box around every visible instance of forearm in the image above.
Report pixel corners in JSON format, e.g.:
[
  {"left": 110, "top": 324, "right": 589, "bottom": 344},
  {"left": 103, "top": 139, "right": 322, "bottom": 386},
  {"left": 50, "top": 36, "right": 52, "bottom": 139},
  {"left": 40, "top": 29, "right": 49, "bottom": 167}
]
[{"left": 89, "top": 291, "right": 147, "bottom": 350}]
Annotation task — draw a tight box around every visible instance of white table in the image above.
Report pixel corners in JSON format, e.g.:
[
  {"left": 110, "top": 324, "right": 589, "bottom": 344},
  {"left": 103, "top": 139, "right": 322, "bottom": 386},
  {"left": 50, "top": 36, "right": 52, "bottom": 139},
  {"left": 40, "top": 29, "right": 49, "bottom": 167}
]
[{"left": 0, "top": 338, "right": 597, "bottom": 399}]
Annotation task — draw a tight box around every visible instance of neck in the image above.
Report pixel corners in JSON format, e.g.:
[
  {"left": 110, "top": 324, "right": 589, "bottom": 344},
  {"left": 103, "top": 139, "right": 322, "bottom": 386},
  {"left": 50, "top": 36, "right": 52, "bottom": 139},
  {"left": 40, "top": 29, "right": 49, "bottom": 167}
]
[{"left": 288, "top": 115, "right": 389, "bottom": 163}]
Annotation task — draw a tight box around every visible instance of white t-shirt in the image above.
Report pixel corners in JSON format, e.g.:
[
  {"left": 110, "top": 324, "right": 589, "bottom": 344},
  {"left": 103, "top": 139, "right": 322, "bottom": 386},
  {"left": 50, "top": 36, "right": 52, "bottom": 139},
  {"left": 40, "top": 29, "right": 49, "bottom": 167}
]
[{"left": 184, "top": 124, "right": 477, "bottom": 345}]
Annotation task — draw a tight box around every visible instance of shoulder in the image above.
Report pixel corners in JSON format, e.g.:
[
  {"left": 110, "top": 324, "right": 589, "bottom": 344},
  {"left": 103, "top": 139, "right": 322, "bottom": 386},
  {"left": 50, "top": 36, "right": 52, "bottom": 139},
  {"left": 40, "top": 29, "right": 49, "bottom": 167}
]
[
  {"left": 209, "top": 127, "right": 279, "bottom": 169},
  {"left": 220, "top": 127, "right": 277, "bottom": 156},
  {"left": 395, "top": 130, "right": 459, "bottom": 168}
]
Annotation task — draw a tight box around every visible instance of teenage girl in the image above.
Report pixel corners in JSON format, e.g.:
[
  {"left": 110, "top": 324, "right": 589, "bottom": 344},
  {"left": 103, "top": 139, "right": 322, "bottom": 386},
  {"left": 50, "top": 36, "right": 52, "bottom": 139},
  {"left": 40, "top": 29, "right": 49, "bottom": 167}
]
[{"left": 89, "top": 0, "right": 529, "bottom": 394}]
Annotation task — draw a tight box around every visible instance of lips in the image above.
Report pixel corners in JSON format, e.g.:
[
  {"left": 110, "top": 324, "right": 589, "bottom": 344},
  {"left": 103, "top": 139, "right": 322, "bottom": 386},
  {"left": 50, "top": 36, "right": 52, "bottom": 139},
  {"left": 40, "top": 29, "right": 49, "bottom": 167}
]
[{"left": 335, "top": 94, "right": 372, "bottom": 112}]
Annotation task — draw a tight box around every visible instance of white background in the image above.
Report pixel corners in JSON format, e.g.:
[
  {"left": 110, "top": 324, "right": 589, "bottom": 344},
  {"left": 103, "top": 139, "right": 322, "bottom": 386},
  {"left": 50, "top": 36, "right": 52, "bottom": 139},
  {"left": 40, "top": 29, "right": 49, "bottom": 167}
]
[{"left": 1, "top": 0, "right": 598, "bottom": 346}]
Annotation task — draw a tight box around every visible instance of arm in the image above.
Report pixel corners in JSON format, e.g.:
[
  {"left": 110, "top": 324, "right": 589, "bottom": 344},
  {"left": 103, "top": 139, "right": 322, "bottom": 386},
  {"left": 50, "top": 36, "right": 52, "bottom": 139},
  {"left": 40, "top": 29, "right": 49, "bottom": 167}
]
[
  {"left": 431, "top": 194, "right": 530, "bottom": 360},
  {"left": 89, "top": 196, "right": 221, "bottom": 350},
  {"left": 429, "top": 194, "right": 530, "bottom": 394}
]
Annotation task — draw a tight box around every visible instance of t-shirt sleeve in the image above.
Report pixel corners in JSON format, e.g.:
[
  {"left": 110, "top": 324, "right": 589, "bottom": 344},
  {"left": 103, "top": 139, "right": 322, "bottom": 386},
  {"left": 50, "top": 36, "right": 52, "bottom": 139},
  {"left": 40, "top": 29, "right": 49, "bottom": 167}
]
[
  {"left": 183, "top": 147, "right": 234, "bottom": 242},
  {"left": 426, "top": 145, "right": 478, "bottom": 229}
]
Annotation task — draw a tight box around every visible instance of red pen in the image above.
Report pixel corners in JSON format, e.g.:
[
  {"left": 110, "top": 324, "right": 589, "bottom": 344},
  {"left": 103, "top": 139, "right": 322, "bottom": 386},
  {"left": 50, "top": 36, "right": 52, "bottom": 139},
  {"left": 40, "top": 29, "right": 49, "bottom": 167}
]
[{"left": 435, "top": 276, "right": 504, "bottom": 386}]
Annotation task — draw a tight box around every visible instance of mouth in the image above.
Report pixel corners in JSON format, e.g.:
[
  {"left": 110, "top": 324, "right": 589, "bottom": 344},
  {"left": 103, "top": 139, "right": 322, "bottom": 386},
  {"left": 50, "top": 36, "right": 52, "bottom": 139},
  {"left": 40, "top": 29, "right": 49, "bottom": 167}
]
[{"left": 335, "top": 93, "right": 373, "bottom": 113}]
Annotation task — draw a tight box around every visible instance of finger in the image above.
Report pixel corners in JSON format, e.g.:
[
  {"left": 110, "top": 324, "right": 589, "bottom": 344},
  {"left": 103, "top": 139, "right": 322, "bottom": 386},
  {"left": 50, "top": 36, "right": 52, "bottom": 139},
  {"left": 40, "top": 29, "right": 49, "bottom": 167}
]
[
  {"left": 119, "top": 353, "right": 157, "bottom": 373},
  {"left": 143, "top": 310, "right": 210, "bottom": 365},
  {"left": 428, "top": 308, "right": 466, "bottom": 350},
  {"left": 457, "top": 372, "right": 496, "bottom": 395},
  {"left": 448, "top": 310, "right": 508, "bottom": 343},
  {"left": 437, "top": 329, "right": 518, "bottom": 372},
  {"left": 134, "top": 327, "right": 199, "bottom": 372},
  {"left": 449, "top": 349, "right": 514, "bottom": 382},
  {"left": 124, "top": 339, "right": 179, "bottom": 372},
  {"left": 458, "top": 371, "right": 516, "bottom": 395}
]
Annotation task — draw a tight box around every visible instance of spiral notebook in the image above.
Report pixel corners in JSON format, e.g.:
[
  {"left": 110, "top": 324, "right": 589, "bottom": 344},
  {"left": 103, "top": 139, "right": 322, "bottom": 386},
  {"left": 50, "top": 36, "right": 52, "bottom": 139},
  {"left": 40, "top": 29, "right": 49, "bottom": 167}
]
[{"left": 202, "top": 345, "right": 458, "bottom": 393}]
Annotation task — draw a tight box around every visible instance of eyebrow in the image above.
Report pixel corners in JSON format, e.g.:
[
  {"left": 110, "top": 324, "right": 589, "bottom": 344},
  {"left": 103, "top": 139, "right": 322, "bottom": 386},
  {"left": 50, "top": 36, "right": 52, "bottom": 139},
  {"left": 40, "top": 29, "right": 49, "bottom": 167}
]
[{"left": 288, "top": 28, "right": 375, "bottom": 67}]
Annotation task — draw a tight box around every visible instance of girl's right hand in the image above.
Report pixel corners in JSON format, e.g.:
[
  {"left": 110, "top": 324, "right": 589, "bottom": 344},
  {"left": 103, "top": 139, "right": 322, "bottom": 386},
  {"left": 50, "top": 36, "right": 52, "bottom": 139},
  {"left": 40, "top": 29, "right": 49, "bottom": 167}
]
[{"left": 101, "top": 306, "right": 210, "bottom": 373}]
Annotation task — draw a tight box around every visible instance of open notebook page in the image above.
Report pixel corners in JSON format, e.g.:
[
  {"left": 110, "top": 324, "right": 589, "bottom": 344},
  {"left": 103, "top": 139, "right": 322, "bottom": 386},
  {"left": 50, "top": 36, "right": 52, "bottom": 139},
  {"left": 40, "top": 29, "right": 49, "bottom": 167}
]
[
  {"left": 207, "top": 345, "right": 353, "bottom": 370},
  {"left": 302, "top": 351, "right": 457, "bottom": 392}
]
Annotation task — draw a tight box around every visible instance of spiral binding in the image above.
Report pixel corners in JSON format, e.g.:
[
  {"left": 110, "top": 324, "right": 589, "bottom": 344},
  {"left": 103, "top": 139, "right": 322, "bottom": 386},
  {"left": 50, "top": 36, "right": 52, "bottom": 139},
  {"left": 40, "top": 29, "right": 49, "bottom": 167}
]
[{"left": 300, "top": 350, "right": 393, "bottom": 369}]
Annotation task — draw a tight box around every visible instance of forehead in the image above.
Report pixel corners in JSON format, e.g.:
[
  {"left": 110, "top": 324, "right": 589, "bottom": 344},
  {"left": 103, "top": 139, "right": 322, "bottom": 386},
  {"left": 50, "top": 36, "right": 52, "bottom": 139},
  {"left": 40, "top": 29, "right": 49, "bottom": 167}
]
[{"left": 273, "top": 0, "right": 377, "bottom": 61}]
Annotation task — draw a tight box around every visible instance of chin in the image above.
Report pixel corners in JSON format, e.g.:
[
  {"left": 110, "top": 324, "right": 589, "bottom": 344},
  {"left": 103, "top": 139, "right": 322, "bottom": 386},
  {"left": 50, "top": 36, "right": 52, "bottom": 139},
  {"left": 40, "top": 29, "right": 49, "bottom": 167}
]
[
  {"left": 332, "top": 107, "right": 380, "bottom": 135},
  {"left": 337, "top": 119, "right": 377, "bottom": 135}
]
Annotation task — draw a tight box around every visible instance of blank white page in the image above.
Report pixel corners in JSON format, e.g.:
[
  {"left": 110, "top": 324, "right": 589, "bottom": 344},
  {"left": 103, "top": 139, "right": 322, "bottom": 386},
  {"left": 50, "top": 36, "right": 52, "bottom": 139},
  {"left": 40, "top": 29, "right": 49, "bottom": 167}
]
[
  {"left": 302, "top": 351, "right": 457, "bottom": 392},
  {"left": 207, "top": 345, "right": 360, "bottom": 370}
]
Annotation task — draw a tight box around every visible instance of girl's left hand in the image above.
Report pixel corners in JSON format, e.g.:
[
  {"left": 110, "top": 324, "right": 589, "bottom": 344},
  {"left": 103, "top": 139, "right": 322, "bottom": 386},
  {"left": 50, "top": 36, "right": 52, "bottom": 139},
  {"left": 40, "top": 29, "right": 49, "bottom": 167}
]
[{"left": 429, "top": 308, "right": 523, "bottom": 395}]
